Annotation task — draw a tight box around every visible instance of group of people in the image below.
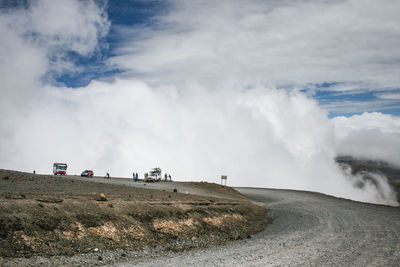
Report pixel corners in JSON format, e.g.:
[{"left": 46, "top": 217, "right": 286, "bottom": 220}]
[
  {"left": 132, "top": 172, "right": 172, "bottom": 182},
  {"left": 164, "top": 173, "right": 172, "bottom": 181}
]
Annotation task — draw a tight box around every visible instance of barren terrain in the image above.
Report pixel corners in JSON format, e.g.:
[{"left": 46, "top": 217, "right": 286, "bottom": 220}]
[
  {"left": 0, "top": 170, "right": 267, "bottom": 266},
  {"left": 129, "top": 188, "right": 400, "bottom": 266},
  {"left": 2, "top": 164, "right": 399, "bottom": 266}
]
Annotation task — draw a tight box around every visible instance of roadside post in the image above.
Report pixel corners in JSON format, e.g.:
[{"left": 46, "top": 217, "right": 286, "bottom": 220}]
[{"left": 221, "top": 175, "right": 227, "bottom": 185}]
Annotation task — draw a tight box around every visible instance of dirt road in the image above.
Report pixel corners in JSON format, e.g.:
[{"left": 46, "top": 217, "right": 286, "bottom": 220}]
[
  {"left": 120, "top": 187, "right": 400, "bottom": 266},
  {"left": 72, "top": 176, "right": 249, "bottom": 200}
]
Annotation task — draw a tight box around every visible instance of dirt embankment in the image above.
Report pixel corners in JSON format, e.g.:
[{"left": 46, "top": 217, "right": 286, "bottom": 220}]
[{"left": 0, "top": 170, "right": 268, "bottom": 265}]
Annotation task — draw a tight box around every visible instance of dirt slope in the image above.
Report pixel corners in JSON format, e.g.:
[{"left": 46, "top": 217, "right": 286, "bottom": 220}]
[{"left": 0, "top": 170, "right": 267, "bottom": 266}]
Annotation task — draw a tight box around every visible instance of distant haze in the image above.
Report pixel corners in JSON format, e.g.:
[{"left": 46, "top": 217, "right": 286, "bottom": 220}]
[{"left": 1, "top": 0, "right": 399, "bottom": 205}]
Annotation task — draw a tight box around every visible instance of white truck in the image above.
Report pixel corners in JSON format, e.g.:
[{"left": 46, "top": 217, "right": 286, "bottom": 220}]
[
  {"left": 145, "top": 167, "right": 162, "bottom": 182},
  {"left": 53, "top": 163, "right": 67, "bottom": 175}
]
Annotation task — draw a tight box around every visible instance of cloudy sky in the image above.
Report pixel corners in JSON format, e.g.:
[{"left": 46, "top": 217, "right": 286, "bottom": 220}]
[{"left": 1, "top": 0, "right": 399, "bottom": 205}]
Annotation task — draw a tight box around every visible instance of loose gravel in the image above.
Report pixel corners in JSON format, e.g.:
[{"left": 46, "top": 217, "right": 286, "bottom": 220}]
[{"left": 117, "top": 188, "right": 400, "bottom": 266}]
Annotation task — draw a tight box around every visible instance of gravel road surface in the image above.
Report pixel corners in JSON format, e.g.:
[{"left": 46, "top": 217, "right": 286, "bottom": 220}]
[
  {"left": 116, "top": 187, "right": 400, "bottom": 266},
  {"left": 72, "top": 176, "right": 245, "bottom": 200}
]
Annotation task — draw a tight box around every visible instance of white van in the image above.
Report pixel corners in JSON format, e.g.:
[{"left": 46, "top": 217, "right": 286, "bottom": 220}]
[{"left": 53, "top": 163, "right": 67, "bottom": 175}]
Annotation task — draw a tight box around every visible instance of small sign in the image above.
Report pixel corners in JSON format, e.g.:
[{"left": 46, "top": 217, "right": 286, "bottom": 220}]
[{"left": 221, "top": 175, "right": 227, "bottom": 185}]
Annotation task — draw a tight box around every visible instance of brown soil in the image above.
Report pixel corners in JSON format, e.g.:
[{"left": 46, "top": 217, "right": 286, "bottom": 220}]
[{"left": 0, "top": 169, "right": 268, "bottom": 265}]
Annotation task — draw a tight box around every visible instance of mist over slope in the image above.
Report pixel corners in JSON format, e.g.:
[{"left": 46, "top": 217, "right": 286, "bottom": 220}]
[
  {"left": 1, "top": 0, "right": 399, "bottom": 205},
  {"left": 336, "top": 155, "right": 400, "bottom": 202}
]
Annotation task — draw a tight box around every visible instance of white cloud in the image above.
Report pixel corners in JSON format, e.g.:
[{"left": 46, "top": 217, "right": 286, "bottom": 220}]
[
  {"left": 110, "top": 0, "right": 400, "bottom": 91},
  {"left": 376, "top": 92, "right": 400, "bottom": 100},
  {"left": 29, "top": 0, "right": 109, "bottom": 54},
  {"left": 332, "top": 112, "right": 400, "bottom": 167},
  {"left": 3, "top": 77, "right": 398, "bottom": 205},
  {"left": 0, "top": 0, "right": 109, "bottom": 80},
  {"left": 0, "top": 0, "right": 110, "bottom": 169},
  {"left": 0, "top": 0, "right": 399, "bottom": 206}
]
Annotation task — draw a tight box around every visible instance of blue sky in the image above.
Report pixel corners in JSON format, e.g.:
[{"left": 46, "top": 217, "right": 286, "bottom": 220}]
[
  {"left": 303, "top": 83, "right": 400, "bottom": 117},
  {"left": 53, "top": 1, "right": 168, "bottom": 87}
]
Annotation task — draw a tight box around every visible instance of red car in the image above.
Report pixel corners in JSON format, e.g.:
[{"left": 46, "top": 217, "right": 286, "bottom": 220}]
[{"left": 81, "top": 170, "right": 94, "bottom": 177}]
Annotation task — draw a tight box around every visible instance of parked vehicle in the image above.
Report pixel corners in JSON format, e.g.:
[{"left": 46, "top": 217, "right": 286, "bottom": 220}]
[
  {"left": 53, "top": 163, "right": 67, "bottom": 175},
  {"left": 145, "top": 167, "right": 162, "bottom": 182},
  {"left": 81, "top": 170, "right": 94, "bottom": 177}
]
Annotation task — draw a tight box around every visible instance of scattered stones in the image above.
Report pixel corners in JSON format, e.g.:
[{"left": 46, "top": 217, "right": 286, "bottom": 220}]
[
  {"left": 0, "top": 169, "right": 267, "bottom": 266},
  {"left": 5, "top": 195, "right": 26, "bottom": 200},
  {"left": 35, "top": 198, "right": 63, "bottom": 203},
  {"left": 93, "top": 193, "right": 107, "bottom": 202}
]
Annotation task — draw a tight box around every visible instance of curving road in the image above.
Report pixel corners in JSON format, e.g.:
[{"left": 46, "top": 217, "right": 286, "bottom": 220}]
[{"left": 121, "top": 187, "right": 400, "bottom": 266}]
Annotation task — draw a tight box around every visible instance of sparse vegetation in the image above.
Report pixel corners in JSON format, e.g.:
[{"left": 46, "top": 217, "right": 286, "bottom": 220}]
[{"left": 0, "top": 170, "right": 268, "bottom": 260}]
